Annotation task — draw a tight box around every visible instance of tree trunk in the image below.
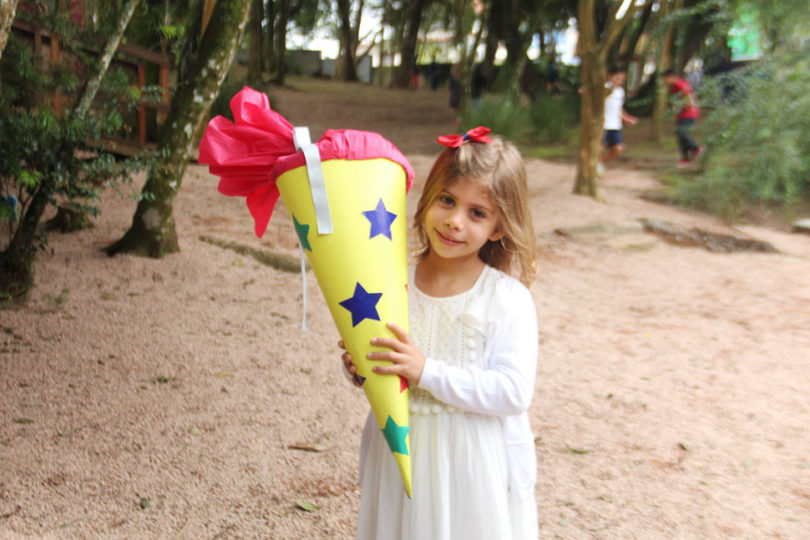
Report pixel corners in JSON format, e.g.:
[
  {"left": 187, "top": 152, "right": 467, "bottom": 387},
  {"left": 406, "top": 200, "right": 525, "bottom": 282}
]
[
  {"left": 575, "top": 0, "right": 647, "bottom": 198},
  {"left": 264, "top": 0, "right": 275, "bottom": 73},
  {"left": 0, "top": 0, "right": 20, "bottom": 62},
  {"left": 574, "top": 47, "right": 604, "bottom": 197},
  {"left": 335, "top": 0, "right": 358, "bottom": 81},
  {"left": 651, "top": 0, "right": 679, "bottom": 142},
  {"left": 273, "top": 0, "right": 289, "bottom": 84},
  {"left": 392, "top": 0, "right": 427, "bottom": 88},
  {"left": 0, "top": 174, "right": 55, "bottom": 302},
  {"left": 621, "top": 2, "right": 653, "bottom": 73},
  {"left": 106, "top": 0, "right": 251, "bottom": 258},
  {"left": 247, "top": 0, "right": 263, "bottom": 84},
  {"left": 75, "top": 0, "right": 140, "bottom": 115}
]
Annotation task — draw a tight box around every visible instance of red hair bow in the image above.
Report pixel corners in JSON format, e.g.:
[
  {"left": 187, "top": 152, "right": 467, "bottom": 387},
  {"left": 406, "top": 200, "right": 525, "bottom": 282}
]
[{"left": 436, "top": 126, "right": 492, "bottom": 147}]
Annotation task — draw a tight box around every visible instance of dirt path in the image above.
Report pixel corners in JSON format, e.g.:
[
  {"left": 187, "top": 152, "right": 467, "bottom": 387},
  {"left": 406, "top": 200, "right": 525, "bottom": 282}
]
[{"left": 1, "top": 79, "right": 809, "bottom": 539}]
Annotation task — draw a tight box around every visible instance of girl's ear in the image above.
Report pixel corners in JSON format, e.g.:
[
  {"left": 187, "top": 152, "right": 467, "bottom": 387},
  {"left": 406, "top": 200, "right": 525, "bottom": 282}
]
[{"left": 488, "top": 228, "right": 504, "bottom": 242}]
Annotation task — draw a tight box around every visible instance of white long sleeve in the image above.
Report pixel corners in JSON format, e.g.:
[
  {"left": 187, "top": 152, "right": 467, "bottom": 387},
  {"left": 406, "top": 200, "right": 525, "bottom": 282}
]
[{"left": 416, "top": 270, "right": 538, "bottom": 418}]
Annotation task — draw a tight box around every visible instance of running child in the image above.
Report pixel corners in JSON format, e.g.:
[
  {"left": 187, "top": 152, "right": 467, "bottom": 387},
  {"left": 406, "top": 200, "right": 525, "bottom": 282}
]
[{"left": 600, "top": 65, "right": 638, "bottom": 174}]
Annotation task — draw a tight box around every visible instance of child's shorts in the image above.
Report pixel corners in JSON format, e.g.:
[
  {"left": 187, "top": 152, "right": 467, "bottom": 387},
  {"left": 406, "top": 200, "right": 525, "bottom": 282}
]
[{"left": 603, "top": 129, "right": 623, "bottom": 147}]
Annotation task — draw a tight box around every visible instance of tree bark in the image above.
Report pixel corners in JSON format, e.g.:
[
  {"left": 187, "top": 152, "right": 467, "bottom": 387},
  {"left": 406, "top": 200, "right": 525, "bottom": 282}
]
[
  {"left": 106, "top": 0, "right": 252, "bottom": 258},
  {"left": 574, "top": 0, "right": 647, "bottom": 197},
  {"left": 273, "top": 0, "right": 289, "bottom": 84},
  {"left": 392, "top": 0, "right": 427, "bottom": 88},
  {"left": 0, "top": 0, "right": 20, "bottom": 63},
  {"left": 75, "top": 0, "right": 140, "bottom": 116},
  {"left": 651, "top": 0, "right": 679, "bottom": 142},
  {"left": 335, "top": 0, "right": 358, "bottom": 81},
  {"left": 247, "top": 0, "right": 264, "bottom": 84}
]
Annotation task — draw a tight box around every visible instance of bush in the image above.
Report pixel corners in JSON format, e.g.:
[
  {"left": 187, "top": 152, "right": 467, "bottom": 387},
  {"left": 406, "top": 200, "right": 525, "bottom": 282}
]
[
  {"left": 460, "top": 96, "right": 533, "bottom": 143},
  {"left": 527, "top": 92, "right": 580, "bottom": 143},
  {"left": 673, "top": 48, "right": 810, "bottom": 219}
]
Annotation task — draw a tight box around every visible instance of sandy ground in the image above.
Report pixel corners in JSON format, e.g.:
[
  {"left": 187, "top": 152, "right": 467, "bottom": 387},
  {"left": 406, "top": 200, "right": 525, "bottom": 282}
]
[{"left": 2, "top": 79, "right": 810, "bottom": 539}]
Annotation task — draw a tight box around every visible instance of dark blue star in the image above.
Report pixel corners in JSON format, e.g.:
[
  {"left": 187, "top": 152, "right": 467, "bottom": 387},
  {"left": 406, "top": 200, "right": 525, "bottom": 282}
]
[
  {"left": 339, "top": 283, "right": 382, "bottom": 327},
  {"left": 362, "top": 199, "right": 398, "bottom": 240}
]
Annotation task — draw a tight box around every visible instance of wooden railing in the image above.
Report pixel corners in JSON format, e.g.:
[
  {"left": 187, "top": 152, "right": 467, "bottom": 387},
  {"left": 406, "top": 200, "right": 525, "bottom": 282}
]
[{"left": 11, "top": 21, "right": 172, "bottom": 156}]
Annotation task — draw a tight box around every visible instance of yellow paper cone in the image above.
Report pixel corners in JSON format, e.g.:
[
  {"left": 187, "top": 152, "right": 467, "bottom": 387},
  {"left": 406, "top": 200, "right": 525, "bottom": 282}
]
[
  {"left": 277, "top": 158, "right": 412, "bottom": 497},
  {"left": 198, "top": 88, "right": 415, "bottom": 497}
]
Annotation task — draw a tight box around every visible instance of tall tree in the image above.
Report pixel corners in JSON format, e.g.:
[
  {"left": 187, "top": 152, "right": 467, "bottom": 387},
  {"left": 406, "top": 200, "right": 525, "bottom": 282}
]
[
  {"left": 76, "top": 0, "right": 142, "bottom": 115},
  {"left": 335, "top": 0, "right": 361, "bottom": 81},
  {"left": 392, "top": 0, "right": 428, "bottom": 88},
  {"left": 493, "top": 0, "right": 541, "bottom": 99},
  {"left": 273, "top": 0, "right": 289, "bottom": 83},
  {"left": 651, "top": 0, "right": 680, "bottom": 142},
  {"left": 0, "top": 0, "right": 20, "bottom": 62},
  {"left": 1, "top": 2, "right": 145, "bottom": 300},
  {"left": 574, "top": 0, "right": 647, "bottom": 197},
  {"left": 247, "top": 0, "right": 264, "bottom": 84},
  {"left": 106, "top": 0, "right": 251, "bottom": 257}
]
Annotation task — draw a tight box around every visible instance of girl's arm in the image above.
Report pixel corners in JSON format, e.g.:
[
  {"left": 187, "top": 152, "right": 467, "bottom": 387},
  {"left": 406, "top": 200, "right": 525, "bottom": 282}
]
[{"left": 416, "top": 281, "right": 537, "bottom": 416}]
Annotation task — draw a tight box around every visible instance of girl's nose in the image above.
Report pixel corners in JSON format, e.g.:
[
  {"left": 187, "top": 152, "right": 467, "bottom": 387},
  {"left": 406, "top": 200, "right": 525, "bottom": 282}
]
[{"left": 444, "top": 211, "right": 462, "bottom": 230}]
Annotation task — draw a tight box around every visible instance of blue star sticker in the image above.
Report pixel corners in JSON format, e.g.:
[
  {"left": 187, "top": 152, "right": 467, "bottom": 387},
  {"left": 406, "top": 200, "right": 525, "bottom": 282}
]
[
  {"left": 382, "top": 416, "right": 410, "bottom": 456},
  {"left": 293, "top": 215, "right": 311, "bottom": 251},
  {"left": 362, "top": 199, "right": 398, "bottom": 240},
  {"left": 339, "top": 283, "right": 382, "bottom": 327}
]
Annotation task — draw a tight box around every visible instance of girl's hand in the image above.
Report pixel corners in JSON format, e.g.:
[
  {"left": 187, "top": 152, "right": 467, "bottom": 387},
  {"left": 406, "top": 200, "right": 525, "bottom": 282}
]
[
  {"left": 338, "top": 340, "right": 363, "bottom": 388},
  {"left": 367, "top": 323, "right": 426, "bottom": 386}
]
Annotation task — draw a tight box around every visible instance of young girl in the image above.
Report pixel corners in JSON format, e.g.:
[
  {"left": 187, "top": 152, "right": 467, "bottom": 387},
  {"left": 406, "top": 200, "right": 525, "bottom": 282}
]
[{"left": 341, "top": 126, "right": 539, "bottom": 539}]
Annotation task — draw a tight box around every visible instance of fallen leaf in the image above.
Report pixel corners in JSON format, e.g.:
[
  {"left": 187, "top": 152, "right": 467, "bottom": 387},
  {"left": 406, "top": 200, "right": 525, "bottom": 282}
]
[
  {"left": 295, "top": 500, "right": 318, "bottom": 512},
  {"left": 288, "top": 442, "right": 331, "bottom": 453}
]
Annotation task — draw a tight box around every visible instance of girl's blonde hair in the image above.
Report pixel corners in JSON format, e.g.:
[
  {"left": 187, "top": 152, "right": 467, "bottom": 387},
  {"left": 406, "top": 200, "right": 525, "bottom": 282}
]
[{"left": 413, "top": 136, "right": 538, "bottom": 286}]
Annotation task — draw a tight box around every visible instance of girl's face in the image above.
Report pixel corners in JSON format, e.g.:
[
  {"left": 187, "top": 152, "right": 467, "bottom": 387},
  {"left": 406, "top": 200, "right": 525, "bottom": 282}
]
[{"left": 423, "top": 178, "right": 502, "bottom": 264}]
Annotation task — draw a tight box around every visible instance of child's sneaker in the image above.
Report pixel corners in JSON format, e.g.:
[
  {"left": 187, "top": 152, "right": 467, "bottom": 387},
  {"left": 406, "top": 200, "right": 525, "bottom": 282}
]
[
  {"left": 692, "top": 146, "right": 705, "bottom": 160},
  {"left": 596, "top": 162, "right": 605, "bottom": 177},
  {"left": 677, "top": 159, "right": 691, "bottom": 168}
]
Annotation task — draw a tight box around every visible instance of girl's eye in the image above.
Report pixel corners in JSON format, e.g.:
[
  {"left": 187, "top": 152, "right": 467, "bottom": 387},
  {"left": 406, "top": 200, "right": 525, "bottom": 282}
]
[
  {"left": 471, "top": 208, "right": 486, "bottom": 219},
  {"left": 438, "top": 195, "right": 454, "bottom": 206}
]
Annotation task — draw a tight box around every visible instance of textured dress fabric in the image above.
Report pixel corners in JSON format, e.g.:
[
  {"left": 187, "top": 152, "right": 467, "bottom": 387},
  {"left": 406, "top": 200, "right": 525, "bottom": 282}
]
[{"left": 356, "top": 264, "right": 539, "bottom": 540}]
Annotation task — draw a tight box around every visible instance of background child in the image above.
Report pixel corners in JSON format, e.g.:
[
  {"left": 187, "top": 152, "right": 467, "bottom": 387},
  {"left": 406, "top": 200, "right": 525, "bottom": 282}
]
[
  {"left": 663, "top": 68, "right": 704, "bottom": 167},
  {"left": 600, "top": 65, "right": 638, "bottom": 175},
  {"left": 341, "top": 127, "right": 540, "bottom": 539}
]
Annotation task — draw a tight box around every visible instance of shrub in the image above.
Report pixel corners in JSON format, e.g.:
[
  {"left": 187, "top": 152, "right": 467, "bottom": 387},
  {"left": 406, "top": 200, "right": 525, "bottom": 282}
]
[
  {"left": 527, "top": 92, "right": 580, "bottom": 143},
  {"left": 460, "top": 96, "right": 533, "bottom": 143},
  {"left": 673, "top": 47, "right": 810, "bottom": 219}
]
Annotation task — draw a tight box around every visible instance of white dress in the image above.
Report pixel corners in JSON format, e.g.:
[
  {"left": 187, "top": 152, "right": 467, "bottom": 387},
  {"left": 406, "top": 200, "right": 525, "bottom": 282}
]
[{"left": 356, "top": 264, "right": 539, "bottom": 540}]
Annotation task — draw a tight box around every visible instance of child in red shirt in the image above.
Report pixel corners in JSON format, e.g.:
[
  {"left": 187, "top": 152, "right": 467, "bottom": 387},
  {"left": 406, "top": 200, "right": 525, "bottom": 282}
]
[{"left": 663, "top": 68, "right": 704, "bottom": 166}]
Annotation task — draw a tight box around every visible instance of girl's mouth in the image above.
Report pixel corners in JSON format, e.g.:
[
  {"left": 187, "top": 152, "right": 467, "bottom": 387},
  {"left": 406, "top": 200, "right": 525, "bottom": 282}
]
[{"left": 436, "top": 230, "right": 462, "bottom": 246}]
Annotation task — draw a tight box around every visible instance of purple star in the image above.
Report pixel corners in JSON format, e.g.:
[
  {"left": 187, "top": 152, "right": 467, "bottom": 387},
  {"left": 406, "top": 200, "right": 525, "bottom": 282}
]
[
  {"left": 339, "top": 283, "right": 382, "bottom": 327},
  {"left": 362, "top": 199, "right": 398, "bottom": 240}
]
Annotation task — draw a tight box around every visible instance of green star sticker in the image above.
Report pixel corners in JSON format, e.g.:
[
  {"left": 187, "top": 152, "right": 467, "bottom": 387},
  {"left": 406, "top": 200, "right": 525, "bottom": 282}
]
[
  {"left": 381, "top": 415, "right": 409, "bottom": 456},
  {"left": 293, "top": 215, "right": 312, "bottom": 251}
]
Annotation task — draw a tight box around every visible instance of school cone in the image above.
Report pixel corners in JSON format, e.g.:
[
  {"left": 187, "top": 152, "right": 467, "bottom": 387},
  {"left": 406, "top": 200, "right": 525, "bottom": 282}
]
[{"left": 198, "top": 87, "right": 414, "bottom": 497}]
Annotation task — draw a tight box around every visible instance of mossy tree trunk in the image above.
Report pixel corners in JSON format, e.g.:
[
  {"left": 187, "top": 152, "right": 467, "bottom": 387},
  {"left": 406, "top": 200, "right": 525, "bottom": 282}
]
[
  {"left": 574, "top": 0, "right": 647, "bottom": 198},
  {"left": 651, "top": 0, "right": 679, "bottom": 142},
  {"left": 0, "top": 0, "right": 20, "bottom": 62},
  {"left": 106, "top": 0, "right": 251, "bottom": 258}
]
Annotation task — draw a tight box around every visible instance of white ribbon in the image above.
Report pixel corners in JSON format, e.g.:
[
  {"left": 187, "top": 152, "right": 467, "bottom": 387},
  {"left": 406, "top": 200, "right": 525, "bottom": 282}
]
[
  {"left": 293, "top": 126, "right": 333, "bottom": 235},
  {"left": 292, "top": 126, "right": 333, "bottom": 332}
]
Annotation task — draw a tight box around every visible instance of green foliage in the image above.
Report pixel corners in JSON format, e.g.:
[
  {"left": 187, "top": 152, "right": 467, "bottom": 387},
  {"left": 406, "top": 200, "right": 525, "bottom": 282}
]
[
  {"left": 671, "top": 48, "right": 810, "bottom": 220},
  {"left": 459, "top": 92, "right": 580, "bottom": 147},
  {"left": 0, "top": 10, "right": 153, "bottom": 293},
  {"left": 528, "top": 92, "right": 580, "bottom": 143},
  {"left": 460, "top": 96, "right": 532, "bottom": 143},
  {"left": 209, "top": 77, "right": 251, "bottom": 121}
]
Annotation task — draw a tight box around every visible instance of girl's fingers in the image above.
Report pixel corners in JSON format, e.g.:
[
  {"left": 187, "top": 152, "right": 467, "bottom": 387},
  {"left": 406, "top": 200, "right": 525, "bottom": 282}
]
[
  {"left": 338, "top": 340, "right": 345, "bottom": 350},
  {"left": 386, "top": 322, "right": 411, "bottom": 343}
]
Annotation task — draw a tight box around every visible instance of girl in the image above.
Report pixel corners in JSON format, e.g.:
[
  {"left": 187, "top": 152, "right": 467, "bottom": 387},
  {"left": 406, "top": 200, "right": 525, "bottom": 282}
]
[{"left": 342, "top": 126, "right": 539, "bottom": 539}]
